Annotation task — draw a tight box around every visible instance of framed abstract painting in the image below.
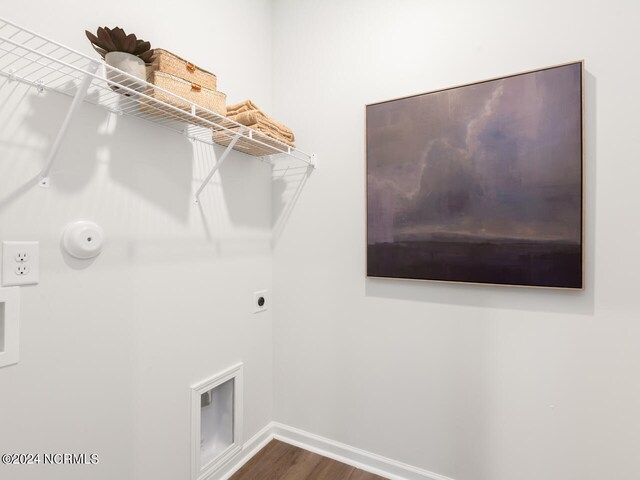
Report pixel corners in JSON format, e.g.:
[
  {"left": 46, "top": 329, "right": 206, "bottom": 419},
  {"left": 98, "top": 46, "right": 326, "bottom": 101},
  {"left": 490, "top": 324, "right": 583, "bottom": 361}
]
[{"left": 366, "top": 62, "right": 584, "bottom": 289}]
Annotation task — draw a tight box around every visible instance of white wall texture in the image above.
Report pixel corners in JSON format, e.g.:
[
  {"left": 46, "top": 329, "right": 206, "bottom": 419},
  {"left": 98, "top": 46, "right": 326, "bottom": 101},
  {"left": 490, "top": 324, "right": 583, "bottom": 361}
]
[
  {"left": 0, "top": 1, "right": 275, "bottom": 479},
  {"left": 272, "top": 1, "right": 640, "bottom": 480},
  {"left": 2, "top": 1, "right": 640, "bottom": 480}
]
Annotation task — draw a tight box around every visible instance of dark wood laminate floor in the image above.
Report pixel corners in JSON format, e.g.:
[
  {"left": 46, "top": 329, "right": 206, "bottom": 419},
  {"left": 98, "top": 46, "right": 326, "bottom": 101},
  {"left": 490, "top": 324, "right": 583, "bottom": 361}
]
[{"left": 230, "top": 440, "right": 388, "bottom": 480}]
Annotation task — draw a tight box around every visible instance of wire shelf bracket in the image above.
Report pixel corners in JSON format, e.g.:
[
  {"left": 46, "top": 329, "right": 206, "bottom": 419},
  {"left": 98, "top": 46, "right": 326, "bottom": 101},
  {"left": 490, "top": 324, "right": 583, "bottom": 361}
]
[
  {"left": 194, "top": 126, "right": 246, "bottom": 203},
  {"left": 0, "top": 16, "right": 316, "bottom": 195}
]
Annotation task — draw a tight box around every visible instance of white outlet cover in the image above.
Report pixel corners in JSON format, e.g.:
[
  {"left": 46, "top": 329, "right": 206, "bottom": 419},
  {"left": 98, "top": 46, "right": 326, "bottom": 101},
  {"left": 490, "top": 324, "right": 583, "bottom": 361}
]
[
  {"left": 2, "top": 241, "right": 39, "bottom": 286},
  {"left": 253, "top": 290, "right": 268, "bottom": 314}
]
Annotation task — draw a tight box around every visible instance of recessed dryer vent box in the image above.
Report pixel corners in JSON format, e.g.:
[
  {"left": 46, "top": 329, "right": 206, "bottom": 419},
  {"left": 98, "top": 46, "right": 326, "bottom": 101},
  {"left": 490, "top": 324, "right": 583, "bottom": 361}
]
[
  {"left": 191, "top": 363, "right": 243, "bottom": 480},
  {"left": 0, "top": 287, "right": 20, "bottom": 368}
]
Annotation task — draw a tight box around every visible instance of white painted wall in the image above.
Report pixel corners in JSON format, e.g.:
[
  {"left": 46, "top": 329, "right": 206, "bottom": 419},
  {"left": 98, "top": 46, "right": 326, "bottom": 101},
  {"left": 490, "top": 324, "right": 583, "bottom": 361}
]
[
  {"left": 272, "top": 1, "right": 640, "bottom": 480},
  {"left": 3, "top": 1, "right": 640, "bottom": 479},
  {"left": 0, "top": 1, "right": 274, "bottom": 479}
]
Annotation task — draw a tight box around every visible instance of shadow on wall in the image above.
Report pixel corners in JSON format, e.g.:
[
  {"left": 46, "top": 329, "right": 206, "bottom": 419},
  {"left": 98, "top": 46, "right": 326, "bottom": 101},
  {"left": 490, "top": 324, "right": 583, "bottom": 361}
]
[
  {"left": 0, "top": 80, "right": 104, "bottom": 209},
  {"left": 197, "top": 147, "right": 314, "bottom": 248},
  {"left": 271, "top": 161, "right": 314, "bottom": 247},
  {"left": 192, "top": 140, "right": 273, "bottom": 255},
  {"left": 0, "top": 79, "right": 194, "bottom": 223},
  {"left": 108, "top": 97, "right": 193, "bottom": 224},
  {"left": 0, "top": 79, "right": 315, "bottom": 248},
  {"left": 365, "top": 71, "right": 597, "bottom": 317},
  {"left": 217, "top": 151, "right": 272, "bottom": 229}
]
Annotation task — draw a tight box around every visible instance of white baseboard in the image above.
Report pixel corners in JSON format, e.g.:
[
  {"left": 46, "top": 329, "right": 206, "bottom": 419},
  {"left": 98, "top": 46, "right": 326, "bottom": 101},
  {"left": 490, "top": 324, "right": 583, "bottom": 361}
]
[
  {"left": 272, "top": 422, "right": 455, "bottom": 480},
  {"left": 213, "top": 421, "right": 455, "bottom": 480}
]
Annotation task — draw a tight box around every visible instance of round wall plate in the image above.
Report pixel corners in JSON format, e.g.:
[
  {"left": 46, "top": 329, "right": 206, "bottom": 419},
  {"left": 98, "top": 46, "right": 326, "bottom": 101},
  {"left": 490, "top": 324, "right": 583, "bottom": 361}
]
[{"left": 62, "top": 221, "right": 105, "bottom": 259}]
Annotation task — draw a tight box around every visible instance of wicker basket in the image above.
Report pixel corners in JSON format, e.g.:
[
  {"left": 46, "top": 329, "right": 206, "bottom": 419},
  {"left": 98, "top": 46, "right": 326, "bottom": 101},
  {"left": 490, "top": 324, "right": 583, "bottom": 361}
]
[
  {"left": 141, "top": 71, "right": 226, "bottom": 126},
  {"left": 149, "top": 49, "right": 217, "bottom": 90}
]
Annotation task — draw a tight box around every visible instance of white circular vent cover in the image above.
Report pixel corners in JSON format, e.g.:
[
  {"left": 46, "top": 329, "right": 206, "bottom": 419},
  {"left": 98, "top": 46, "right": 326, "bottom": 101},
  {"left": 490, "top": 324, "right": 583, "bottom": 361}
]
[{"left": 62, "top": 221, "right": 105, "bottom": 259}]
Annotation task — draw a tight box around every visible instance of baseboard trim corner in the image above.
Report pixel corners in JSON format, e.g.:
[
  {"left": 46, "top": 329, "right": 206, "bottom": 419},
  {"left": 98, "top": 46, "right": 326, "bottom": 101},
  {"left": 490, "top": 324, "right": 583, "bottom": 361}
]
[
  {"left": 213, "top": 421, "right": 455, "bottom": 480},
  {"left": 271, "top": 422, "right": 456, "bottom": 480}
]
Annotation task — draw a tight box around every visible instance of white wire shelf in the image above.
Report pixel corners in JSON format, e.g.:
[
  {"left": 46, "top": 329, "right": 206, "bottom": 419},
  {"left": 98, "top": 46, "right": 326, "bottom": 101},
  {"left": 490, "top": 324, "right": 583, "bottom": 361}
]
[{"left": 0, "top": 17, "right": 316, "bottom": 199}]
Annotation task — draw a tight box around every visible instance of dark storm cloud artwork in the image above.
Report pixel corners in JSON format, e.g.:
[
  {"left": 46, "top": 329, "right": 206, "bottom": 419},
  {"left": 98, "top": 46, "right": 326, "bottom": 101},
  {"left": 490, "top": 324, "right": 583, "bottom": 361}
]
[{"left": 366, "top": 62, "right": 583, "bottom": 288}]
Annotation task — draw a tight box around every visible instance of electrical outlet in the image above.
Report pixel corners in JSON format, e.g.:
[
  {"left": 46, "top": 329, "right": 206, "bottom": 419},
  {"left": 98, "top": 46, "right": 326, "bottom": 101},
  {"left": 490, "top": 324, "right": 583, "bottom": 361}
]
[
  {"left": 15, "top": 265, "right": 29, "bottom": 276},
  {"left": 253, "top": 290, "right": 268, "bottom": 314},
  {"left": 2, "top": 241, "right": 39, "bottom": 286}
]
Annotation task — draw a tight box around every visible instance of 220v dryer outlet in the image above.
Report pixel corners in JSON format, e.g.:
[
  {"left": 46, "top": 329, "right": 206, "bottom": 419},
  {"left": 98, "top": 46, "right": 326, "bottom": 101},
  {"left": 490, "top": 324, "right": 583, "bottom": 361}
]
[
  {"left": 2, "top": 241, "right": 39, "bottom": 286},
  {"left": 253, "top": 290, "right": 268, "bottom": 313}
]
